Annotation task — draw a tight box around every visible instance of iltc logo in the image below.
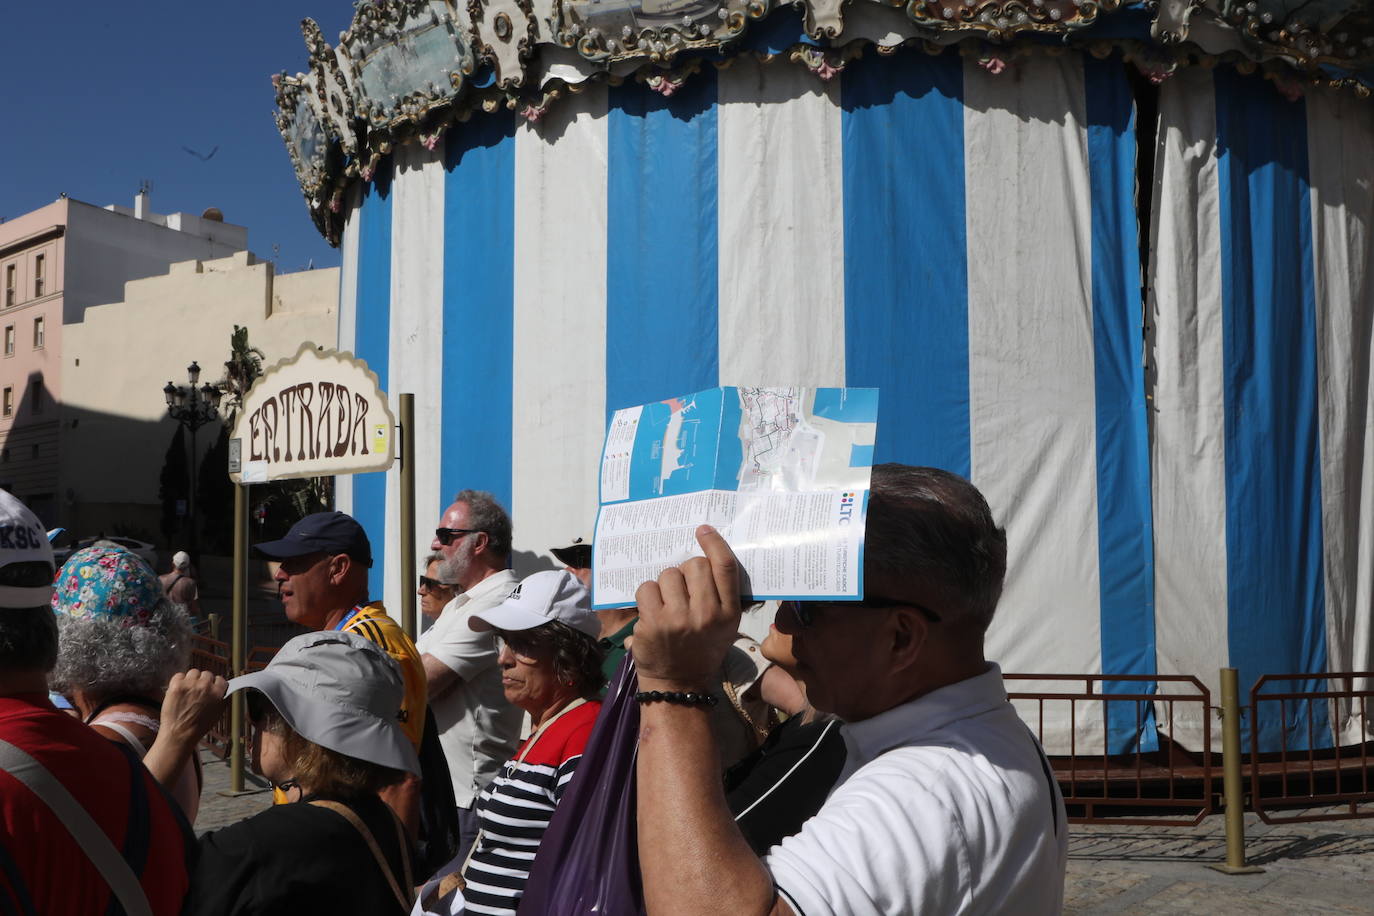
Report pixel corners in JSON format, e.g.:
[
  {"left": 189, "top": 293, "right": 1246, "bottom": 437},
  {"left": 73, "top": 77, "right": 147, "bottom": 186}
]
[{"left": 837, "top": 492, "right": 857, "bottom": 526}]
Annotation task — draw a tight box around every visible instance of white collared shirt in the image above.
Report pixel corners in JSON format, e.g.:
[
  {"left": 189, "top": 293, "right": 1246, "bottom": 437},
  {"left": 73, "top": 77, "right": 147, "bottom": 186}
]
[
  {"left": 766, "top": 664, "right": 1068, "bottom": 915},
  {"left": 416, "top": 568, "right": 524, "bottom": 807}
]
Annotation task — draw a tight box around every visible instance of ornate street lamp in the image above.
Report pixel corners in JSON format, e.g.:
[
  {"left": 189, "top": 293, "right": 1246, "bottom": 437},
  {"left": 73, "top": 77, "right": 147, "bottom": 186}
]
[{"left": 164, "top": 361, "right": 224, "bottom": 554}]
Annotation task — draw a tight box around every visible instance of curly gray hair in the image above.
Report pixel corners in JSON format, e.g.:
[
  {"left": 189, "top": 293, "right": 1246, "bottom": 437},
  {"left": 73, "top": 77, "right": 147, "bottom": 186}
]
[{"left": 49, "top": 599, "right": 194, "bottom": 702}]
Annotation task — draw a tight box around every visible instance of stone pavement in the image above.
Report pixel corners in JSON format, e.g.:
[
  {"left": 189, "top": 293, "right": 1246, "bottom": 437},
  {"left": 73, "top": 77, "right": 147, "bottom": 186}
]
[
  {"left": 193, "top": 748, "right": 1374, "bottom": 912},
  {"left": 193, "top": 747, "right": 273, "bottom": 835},
  {"left": 1066, "top": 811, "right": 1374, "bottom": 914}
]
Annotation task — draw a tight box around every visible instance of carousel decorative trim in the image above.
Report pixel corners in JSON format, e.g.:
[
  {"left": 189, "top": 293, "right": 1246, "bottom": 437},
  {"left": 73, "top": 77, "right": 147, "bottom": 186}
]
[{"left": 273, "top": 0, "right": 1374, "bottom": 245}]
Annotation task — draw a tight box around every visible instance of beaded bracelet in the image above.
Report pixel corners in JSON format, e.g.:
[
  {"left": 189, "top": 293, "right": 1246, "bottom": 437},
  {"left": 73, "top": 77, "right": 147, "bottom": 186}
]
[{"left": 634, "top": 689, "right": 719, "bottom": 708}]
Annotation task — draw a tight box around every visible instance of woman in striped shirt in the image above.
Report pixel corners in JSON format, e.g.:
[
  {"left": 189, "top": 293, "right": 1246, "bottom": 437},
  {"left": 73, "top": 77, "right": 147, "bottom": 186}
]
[{"left": 461, "top": 570, "right": 606, "bottom": 915}]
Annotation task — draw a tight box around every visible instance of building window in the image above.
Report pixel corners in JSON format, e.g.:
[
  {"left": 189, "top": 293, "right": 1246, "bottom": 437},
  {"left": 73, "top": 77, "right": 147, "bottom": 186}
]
[
  {"left": 32, "top": 317, "right": 44, "bottom": 349},
  {"left": 3, "top": 265, "right": 13, "bottom": 307},
  {"left": 33, "top": 254, "right": 44, "bottom": 297},
  {"left": 3, "top": 326, "right": 12, "bottom": 357},
  {"left": 3, "top": 388, "right": 12, "bottom": 417},
  {"left": 31, "top": 379, "right": 43, "bottom": 415}
]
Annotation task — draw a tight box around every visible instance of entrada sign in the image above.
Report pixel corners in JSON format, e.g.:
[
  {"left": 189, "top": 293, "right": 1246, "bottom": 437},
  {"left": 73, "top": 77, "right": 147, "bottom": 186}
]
[{"left": 229, "top": 344, "right": 394, "bottom": 483}]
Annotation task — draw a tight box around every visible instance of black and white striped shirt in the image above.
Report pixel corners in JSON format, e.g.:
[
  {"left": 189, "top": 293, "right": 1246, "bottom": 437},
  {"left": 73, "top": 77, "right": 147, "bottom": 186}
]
[{"left": 462, "top": 701, "right": 600, "bottom": 915}]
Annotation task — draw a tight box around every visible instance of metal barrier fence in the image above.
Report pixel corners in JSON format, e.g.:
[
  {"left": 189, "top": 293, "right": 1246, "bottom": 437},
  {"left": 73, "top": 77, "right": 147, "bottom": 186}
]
[
  {"left": 189, "top": 635, "right": 281, "bottom": 759},
  {"left": 1005, "top": 673, "right": 1214, "bottom": 826},
  {"left": 189, "top": 635, "right": 234, "bottom": 756},
  {"left": 1249, "top": 672, "right": 1374, "bottom": 824}
]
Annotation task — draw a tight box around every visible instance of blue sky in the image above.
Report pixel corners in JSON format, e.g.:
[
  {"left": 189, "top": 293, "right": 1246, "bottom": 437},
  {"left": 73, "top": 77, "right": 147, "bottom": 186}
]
[{"left": 0, "top": 2, "right": 357, "bottom": 273}]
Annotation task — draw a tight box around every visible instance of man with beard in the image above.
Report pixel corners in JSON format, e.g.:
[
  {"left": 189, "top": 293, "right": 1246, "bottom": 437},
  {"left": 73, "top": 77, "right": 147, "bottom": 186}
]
[{"left": 418, "top": 490, "right": 523, "bottom": 858}]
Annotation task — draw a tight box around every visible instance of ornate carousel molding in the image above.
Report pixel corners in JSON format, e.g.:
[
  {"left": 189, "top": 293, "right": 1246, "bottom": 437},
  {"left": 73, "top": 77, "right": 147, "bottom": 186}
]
[{"left": 273, "top": 0, "right": 1374, "bottom": 245}]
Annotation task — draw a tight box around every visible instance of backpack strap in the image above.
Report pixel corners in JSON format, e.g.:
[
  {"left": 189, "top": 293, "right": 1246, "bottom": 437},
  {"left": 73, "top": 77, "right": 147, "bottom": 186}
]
[
  {"left": 104, "top": 742, "right": 151, "bottom": 916},
  {"left": 0, "top": 740, "right": 152, "bottom": 916}
]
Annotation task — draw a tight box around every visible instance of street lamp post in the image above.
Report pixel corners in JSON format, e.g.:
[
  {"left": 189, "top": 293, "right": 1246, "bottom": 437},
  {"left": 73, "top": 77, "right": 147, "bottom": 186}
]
[{"left": 163, "top": 361, "right": 223, "bottom": 556}]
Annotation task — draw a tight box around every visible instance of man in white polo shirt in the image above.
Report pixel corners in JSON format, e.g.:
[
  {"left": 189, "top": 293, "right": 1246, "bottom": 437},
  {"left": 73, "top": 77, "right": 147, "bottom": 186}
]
[
  {"left": 417, "top": 490, "right": 523, "bottom": 859},
  {"left": 631, "top": 464, "right": 1067, "bottom": 915}
]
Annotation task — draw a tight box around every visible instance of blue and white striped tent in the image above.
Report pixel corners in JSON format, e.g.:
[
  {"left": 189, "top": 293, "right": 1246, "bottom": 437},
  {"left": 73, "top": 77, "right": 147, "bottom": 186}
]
[{"left": 280, "top": 1, "right": 1374, "bottom": 754}]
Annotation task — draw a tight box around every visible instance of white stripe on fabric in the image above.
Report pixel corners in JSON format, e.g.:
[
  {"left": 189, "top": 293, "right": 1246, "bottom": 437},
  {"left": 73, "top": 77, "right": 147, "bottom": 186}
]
[
  {"left": 1307, "top": 85, "right": 1374, "bottom": 745},
  {"left": 717, "top": 56, "right": 845, "bottom": 388},
  {"left": 963, "top": 55, "right": 1103, "bottom": 753},
  {"left": 335, "top": 184, "right": 363, "bottom": 516},
  {"left": 386, "top": 141, "right": 447, "bottom": 616},
  {"left": 511, "top": 85, "right": 609, "bottom": 573},
  {"left": 1149, "top": 67, "right": 1227, "bottom": 751}
]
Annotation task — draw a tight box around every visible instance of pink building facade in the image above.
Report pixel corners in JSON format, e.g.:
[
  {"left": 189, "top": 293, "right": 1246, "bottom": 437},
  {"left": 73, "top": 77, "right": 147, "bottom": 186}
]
[{"left": 0, "top": 194, "right": 246, "bottom": 525}]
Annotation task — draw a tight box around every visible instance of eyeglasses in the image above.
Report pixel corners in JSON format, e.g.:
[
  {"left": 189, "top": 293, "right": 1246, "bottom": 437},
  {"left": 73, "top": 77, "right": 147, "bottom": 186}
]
[
  {"left": 418, "top": 575, "right": 449, "bottom": 591},
  {"left": 783, "top": 595, "right": 942, "bottom": 628},
  {"left": 434, "top": 527, "right": 482, "bottom": 546}
]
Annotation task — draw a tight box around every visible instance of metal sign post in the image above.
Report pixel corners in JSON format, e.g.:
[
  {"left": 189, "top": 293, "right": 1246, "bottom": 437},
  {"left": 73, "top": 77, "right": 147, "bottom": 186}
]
[
  {"left": 229, "top": 481, "right": 249, "bottom": 794},
  {"left": 399, "top": 393, "right": 416, "bottom": 639},
  {"left": 223, "top": 343, "right": 396, "bottom": 793}
]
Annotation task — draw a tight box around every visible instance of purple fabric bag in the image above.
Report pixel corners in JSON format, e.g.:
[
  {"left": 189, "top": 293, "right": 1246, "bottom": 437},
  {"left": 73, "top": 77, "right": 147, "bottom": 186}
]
[{"left": 518, "top": 653, "right": 646, "bottom": 915}]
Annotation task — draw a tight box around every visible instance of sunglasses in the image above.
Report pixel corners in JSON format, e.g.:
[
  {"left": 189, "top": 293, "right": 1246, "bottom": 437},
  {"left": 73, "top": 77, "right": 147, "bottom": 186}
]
[
  {"left": 418, "top": 574, "right": 449, "bottom": 591},
  {"left": 434, "top": 527, "right": 482, "bottom": 546},
  {"left": 783, "top": 595, "right": 942, "bottom": 628}
]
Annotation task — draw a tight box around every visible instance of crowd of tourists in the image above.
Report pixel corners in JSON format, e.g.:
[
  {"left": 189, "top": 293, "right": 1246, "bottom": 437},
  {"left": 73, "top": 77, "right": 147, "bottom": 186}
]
[{"left": 0, "top": 464, "right": 1068, "bottom": 914}]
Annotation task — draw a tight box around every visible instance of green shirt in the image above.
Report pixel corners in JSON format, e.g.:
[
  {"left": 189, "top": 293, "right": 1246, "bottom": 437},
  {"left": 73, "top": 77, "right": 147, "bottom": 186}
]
[{"left": 599, "top": 617, "right": 639, "bottom": 689}]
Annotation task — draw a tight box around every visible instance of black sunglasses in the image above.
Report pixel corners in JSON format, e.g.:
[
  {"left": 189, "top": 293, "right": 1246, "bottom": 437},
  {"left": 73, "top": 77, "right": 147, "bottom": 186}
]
[
  {"left": 783, "top": 595, "right": 942, "bottom": 628},
  {"left": 418, "top": 574, "right": 449, "bottom": 591},
  {"left": 434, "top": 527, "right": 482, "bottom": 546}
]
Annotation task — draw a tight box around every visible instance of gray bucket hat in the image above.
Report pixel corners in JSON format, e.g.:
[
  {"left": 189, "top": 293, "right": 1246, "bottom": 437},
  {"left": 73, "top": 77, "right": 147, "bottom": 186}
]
[{"left": 226, "top": 630, "right": 419, "bottom": 776}]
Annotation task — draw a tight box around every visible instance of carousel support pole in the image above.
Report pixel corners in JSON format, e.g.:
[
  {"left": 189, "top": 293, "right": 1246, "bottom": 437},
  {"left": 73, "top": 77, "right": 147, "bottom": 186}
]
[{"left": 399, "top": 393, "right": 416, "bottom": 639}]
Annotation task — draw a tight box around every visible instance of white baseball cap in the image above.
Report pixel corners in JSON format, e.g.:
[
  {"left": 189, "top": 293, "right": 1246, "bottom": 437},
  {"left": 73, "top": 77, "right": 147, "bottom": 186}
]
[
  {"left": 468, "top": 569, "right": 599, "bottom": 639},
  {"left": 0, "top": 491, "right": 55, "bottom": 609},
  {"left": 172, "top": 551, "right": 191, "bottom": 569}
]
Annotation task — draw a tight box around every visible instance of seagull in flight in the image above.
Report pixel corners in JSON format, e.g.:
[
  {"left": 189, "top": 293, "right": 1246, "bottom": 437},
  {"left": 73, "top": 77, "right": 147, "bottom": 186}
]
[{"left": 182, "top": 145, "right": 219, "bottom": 161}]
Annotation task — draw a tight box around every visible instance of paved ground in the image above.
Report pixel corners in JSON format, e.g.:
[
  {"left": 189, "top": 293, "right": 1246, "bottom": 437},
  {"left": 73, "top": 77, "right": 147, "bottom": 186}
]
[
  {"left": 195, "top": 748, "right": 1373, "bottom": 912},
  {"left": 194, "top": 747, "right": 273, "bottom": 834},
  {"left": 1066, "top": 812, "right": 1374, "bottom": 914}
]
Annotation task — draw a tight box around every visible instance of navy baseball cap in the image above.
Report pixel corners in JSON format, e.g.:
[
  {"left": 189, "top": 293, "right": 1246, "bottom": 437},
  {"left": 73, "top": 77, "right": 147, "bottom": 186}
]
[{"left": 254, "top": 511, "right": 373, "bottom": 568}]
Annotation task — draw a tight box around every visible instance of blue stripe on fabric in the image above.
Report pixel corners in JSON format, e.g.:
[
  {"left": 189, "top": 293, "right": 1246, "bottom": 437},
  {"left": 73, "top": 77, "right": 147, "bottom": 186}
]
[
  {"left": 840, "top": 47, "right": 970, "bottom": 476},
  {"left": 606, "top": 69, "right": 719, "bottom": 414},
  {"left": 1214, "top": 66, "right": 1330, "bottom": 753},
  {"left": 353, "top": 164, "right": 394, "bottom": 601},
  {"left": 1084, "top": 56, "right": 1158, "bottom": 755},
  {"left": 442, "top": 114, "right": 517, "bottom": 514}
]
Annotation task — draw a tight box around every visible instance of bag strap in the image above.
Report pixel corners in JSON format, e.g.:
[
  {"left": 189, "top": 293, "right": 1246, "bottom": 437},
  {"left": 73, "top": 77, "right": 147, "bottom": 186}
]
[
  {"left": 310, "top": 800, "right": 413, "bottom": 913},
  {"left": 0, "top": 739, "right": 153, "bottom": 916}
]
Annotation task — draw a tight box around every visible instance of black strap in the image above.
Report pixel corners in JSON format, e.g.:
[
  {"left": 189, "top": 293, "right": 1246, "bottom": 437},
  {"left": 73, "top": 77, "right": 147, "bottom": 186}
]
[
  {"left": 103, "top": 744, "right": 151, "bottom": 916},
  {"left": 1022, "top": 725, "right": 1061, "bottom": 836},
  {"left": 0, "top": 838, "right": 38, "bottom": 916}
]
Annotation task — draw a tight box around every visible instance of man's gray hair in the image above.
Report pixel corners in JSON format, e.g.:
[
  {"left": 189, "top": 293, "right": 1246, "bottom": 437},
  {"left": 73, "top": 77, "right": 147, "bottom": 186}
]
[
  {"left": 0, "top": 561, "right": 58, "bottom": 673},
  {"left": 454, "top": 489, "right": 512, "bottom": 558},
  {"left": 865, "top": 464, "right": 1007, "bottom": 632},
  {"left": 49, "top": 599, "right": 194, "bottom": 702}
]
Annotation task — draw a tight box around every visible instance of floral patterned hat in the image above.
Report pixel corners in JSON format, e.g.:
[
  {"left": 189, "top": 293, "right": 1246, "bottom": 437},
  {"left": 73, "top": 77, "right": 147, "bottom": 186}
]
[{"left": 52, "top": 544, "right": 164, "bottom": 626}]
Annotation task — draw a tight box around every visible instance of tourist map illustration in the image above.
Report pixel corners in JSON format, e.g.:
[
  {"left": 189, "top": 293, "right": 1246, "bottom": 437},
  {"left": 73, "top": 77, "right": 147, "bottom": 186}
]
[{"left": 593, "top": 386, "right": 879, "bottom": 609}]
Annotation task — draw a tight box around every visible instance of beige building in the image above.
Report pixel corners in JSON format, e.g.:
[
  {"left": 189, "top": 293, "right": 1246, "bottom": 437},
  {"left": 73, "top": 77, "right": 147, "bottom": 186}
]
[
  {"left": 61, "top": 250, "right": 337, "bottom": 538},
  {"left": 0, "top": 193, "right": 248, "bottom": 524}
]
